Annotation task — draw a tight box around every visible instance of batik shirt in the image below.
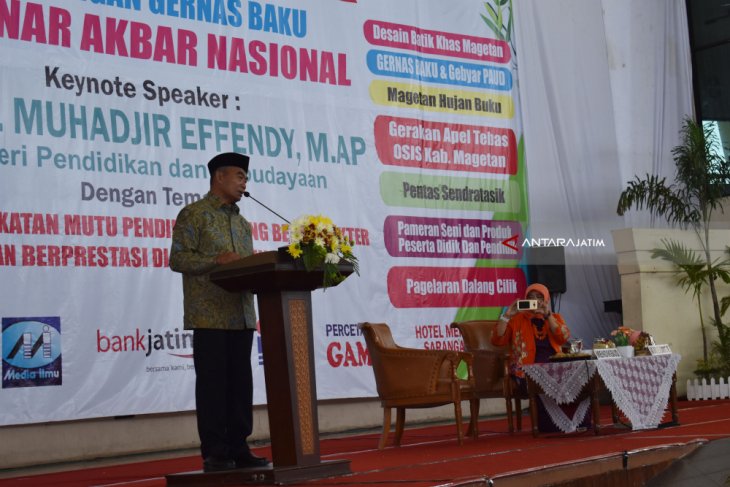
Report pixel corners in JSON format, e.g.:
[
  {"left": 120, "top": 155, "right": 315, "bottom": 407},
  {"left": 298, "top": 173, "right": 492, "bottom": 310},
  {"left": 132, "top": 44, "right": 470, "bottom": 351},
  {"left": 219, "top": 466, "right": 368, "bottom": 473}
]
[{"left": 170, "top": 192, "right": 256, "bottom": 330}]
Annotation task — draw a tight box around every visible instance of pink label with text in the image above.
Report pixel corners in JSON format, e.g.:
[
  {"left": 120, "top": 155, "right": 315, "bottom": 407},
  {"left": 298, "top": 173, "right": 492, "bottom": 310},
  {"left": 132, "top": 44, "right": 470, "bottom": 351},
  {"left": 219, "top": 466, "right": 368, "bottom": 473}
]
[
  {"left": 387, "top": 266, "right": 526, "bottom": 308},
  {"left": 383, "top": 216, "right": 522, "bottom": 259},
  {"left": 363, "top": 20, "right": 511, "bottom": 63},
  {"left": 374, "top": 116, "right": 517, "bottom": 174}
]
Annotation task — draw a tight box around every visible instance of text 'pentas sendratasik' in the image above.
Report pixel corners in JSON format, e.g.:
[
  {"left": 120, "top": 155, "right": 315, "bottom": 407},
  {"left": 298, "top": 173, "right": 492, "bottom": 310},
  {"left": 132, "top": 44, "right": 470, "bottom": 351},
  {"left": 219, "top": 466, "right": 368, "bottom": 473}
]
[{"left": 284, "top": 215, "right": 359, "bottom": 289}]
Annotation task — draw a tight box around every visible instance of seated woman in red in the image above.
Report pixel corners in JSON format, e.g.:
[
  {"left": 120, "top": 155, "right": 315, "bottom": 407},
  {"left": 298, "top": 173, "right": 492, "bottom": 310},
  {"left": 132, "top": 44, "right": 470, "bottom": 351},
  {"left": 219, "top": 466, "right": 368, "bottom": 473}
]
[{"left": 492, "top": 283, "right": 590, "bottom": 432}]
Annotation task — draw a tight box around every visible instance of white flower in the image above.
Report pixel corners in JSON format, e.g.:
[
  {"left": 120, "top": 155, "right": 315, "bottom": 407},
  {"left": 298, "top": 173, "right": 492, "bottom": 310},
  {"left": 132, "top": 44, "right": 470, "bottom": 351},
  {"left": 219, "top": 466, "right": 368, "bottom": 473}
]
[
  {"left": 290, "top": 216, "right": 306, "bottom": 230},
  {"left": 324, "top": 252, "right": 340, "bottom": 264}
]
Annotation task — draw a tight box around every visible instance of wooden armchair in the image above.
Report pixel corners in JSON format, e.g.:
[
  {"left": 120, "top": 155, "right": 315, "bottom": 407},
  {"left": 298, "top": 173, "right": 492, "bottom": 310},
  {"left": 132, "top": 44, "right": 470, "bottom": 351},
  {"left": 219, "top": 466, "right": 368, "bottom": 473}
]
[
  {"left": 359, "top": 322, "right": 479, "bottom": 449},
  {"left": 450, "top": 320, "right": 527, "bottom": 433}
]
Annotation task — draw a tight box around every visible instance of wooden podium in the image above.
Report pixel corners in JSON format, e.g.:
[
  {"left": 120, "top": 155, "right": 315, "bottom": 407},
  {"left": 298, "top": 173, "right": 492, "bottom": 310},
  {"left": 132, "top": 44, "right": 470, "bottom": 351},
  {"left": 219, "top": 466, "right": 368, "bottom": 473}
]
[{"left": 167, "top": 249, "right": 353, "bottom": 485}]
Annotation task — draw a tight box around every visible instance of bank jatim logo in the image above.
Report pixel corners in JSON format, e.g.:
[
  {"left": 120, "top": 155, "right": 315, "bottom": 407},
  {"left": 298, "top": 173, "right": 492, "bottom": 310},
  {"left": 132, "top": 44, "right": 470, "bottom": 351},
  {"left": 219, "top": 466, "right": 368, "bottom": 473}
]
[
  {"left": 2, "top": 317, "right": 62, "bottom": 388},
  {"left": 96, "top": 328, "right": 193, "bottom": 357}
]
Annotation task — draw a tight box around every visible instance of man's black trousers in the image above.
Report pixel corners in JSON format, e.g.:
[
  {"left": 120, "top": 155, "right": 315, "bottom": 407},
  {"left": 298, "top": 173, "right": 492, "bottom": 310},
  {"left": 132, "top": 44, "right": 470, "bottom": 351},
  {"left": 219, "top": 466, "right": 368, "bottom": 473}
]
[{"left": 193, "top": 328, "right": 254, "bottom": 459}]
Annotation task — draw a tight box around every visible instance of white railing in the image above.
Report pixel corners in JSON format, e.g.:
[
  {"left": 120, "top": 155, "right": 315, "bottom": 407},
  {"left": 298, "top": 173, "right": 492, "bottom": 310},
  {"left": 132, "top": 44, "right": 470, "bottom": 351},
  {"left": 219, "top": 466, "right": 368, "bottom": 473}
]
[{"left": 686, "top": 377, "right": 730, "bottom": 400}]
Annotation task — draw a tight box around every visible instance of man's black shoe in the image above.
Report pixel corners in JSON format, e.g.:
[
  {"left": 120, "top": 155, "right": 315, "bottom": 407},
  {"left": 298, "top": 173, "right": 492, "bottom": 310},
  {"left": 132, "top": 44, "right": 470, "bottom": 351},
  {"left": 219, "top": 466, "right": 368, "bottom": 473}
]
[
  {"left": 233, "top": 450, "right": 269, "bottom": 468},
  {"left": 203, "top": 456, "right": 236, "bottom": 473}
]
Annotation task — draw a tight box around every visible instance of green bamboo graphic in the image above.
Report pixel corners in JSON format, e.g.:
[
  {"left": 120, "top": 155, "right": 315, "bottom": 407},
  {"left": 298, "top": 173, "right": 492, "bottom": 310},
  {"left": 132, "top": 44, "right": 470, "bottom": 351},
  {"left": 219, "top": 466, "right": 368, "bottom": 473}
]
[{"left": 481, "top": 0, "right": 516, "bottom": 56}]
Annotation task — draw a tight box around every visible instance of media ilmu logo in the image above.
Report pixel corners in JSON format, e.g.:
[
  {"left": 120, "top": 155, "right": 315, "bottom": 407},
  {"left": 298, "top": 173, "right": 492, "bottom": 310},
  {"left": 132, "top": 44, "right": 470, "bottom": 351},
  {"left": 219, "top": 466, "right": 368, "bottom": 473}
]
[{"left": 2, "top": 317, "right": 62, "bottom": 388}]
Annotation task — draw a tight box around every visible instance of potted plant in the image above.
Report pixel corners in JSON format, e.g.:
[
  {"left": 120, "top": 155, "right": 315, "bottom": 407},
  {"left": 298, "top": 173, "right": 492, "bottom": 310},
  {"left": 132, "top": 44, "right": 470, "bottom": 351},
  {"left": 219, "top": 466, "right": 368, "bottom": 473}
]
[{"left": 616, "top": 117, "right": 730, "bottom": 375}]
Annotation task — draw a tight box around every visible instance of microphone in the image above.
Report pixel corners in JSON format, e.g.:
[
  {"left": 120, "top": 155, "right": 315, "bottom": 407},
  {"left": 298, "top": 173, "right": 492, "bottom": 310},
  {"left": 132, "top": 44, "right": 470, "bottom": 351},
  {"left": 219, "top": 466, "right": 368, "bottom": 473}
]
[{"left": 243, "top": 191, "right": 290, "bottom": 224}]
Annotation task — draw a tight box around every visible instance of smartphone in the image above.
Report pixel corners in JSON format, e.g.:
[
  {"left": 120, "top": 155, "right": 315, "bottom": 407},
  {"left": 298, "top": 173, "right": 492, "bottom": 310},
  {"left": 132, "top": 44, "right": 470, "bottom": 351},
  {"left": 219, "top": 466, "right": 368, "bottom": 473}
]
[{"left": 516, "top": 299, "right": 538, "bottom": 311}]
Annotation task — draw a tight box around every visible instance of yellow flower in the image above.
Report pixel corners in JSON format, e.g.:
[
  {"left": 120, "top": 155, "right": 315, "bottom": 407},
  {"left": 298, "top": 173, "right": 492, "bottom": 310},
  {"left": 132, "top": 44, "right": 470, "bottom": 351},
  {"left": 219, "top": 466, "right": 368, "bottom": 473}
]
[{"left": 287, "top": 243, "right": 303, "bottom": 258}]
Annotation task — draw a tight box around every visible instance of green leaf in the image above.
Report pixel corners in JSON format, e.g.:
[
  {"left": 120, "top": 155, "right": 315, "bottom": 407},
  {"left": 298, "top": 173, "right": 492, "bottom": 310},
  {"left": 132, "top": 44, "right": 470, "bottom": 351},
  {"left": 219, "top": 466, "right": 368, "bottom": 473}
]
[
  {"left": 713, "top": 265, "right": 730, "bottom": 284},
  {"left": 721, "top": 296, "right": 730, "bottom": 317},
  {"left": 485, "top": 3, "right": 499, "bottom": 24},
  {"left": 616, "top": 174, "right": 697, "bottom": 225},
  {"left": 301, "top": 244, "right": 326, "bottom": 271},
  {"left": 616, "top": 117, "right": 730, "bottom": 231},
  {"left": 505, "top": 5, "right": 513, "bottom": 42},
  {"left": 480, "top": 14, "right": 504, "bottom": 40},
  {"left": 651, "top": 239, "right": 707, "bottom": 295}
]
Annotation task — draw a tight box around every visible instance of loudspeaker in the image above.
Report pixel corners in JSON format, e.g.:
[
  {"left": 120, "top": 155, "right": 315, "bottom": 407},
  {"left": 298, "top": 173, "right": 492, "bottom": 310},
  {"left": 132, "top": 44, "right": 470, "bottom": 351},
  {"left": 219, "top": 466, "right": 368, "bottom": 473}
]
[{"left": 526, "top": 246, "right": 566, "bottom": 295}]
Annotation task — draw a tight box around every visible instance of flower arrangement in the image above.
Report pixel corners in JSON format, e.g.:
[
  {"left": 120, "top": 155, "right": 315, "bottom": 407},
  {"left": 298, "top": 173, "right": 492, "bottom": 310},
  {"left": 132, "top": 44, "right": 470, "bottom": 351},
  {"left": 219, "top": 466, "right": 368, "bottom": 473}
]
[
  {"left": 609, "top": 326, "right": 653, "bottom": 351},
  {"left": 610, "top": 326, "right": 636, "bottom": 347},
  {"left": 283, "top": 214, "right": 359, "bottom": 288},
  {"left": 632, "top": 330, "right": 654, "bottom": 353}
]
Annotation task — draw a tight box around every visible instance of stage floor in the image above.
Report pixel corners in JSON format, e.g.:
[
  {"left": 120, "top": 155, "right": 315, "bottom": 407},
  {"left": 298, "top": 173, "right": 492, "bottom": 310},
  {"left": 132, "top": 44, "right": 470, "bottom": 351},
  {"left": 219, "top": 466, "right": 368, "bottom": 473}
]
[{"left": 2, "top": 399, "right": 730, "bottom": 486}]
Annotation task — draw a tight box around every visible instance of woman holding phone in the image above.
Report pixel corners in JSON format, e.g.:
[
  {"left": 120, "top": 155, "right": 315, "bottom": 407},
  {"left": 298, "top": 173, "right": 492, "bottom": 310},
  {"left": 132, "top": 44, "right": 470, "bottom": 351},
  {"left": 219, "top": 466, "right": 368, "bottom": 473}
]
[{"left": 492, "top": 283, "right": 587, "bottom": 432}]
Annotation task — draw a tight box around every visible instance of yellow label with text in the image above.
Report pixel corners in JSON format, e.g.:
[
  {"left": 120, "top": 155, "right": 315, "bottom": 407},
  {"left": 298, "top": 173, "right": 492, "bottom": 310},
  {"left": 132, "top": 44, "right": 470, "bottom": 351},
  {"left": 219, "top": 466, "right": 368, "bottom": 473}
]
[{"left": 370, "top": 80, "right": 514, "bottom": 118}]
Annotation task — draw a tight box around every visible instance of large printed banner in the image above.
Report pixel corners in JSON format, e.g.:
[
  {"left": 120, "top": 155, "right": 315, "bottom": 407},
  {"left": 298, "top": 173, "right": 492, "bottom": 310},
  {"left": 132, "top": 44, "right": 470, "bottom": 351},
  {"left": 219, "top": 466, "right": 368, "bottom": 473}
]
[{"left": 0, "top": 0, "right": 527, "bottom": 425}]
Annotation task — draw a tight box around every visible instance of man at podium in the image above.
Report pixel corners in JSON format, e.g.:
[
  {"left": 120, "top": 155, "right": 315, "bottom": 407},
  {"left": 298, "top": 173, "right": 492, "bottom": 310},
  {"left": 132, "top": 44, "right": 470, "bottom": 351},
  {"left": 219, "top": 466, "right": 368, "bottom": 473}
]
[{"left": 170, "top": 152, "right": 269, "bottom": 472}]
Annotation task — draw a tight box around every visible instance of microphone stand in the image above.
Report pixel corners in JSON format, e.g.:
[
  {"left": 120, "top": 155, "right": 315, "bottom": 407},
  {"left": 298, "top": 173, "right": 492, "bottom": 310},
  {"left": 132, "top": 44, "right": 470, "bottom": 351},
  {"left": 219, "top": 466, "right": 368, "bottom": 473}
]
[{"left": 243, "top": 191, "right": 290, "bottom": 224}]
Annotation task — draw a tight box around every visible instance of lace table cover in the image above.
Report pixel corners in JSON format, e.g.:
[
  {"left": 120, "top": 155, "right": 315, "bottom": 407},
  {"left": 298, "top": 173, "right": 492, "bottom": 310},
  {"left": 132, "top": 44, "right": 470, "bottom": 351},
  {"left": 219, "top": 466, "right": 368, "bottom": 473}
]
[
  {"left": 540, "top": 396, "right": 593, "bottom": 433},
  {"left": 523, "top": 361, "right": 596, "bottom": 404},
  {"left": 524, "top": 354, "right": 681, "bottom": 432},
  {"left": 596, "top": 353, "right": 681, "bottom": 430},
  {"left": 523, "top": 361, "right": 597, "bottom": 433}
]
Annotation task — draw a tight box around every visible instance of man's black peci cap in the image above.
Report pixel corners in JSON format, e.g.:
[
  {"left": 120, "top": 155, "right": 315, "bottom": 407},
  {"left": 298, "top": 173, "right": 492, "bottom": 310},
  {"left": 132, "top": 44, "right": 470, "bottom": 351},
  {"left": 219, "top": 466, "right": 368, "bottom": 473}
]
[{"left": 207, "top": 152, "right": 250, "bottom": 176}]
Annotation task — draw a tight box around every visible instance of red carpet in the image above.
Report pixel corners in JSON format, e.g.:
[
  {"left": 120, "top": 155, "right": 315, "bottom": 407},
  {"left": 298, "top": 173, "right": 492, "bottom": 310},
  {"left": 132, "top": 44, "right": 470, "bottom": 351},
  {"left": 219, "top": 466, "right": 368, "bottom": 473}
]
[{"left": 2, "top": 400, "right": 730, "bottom": 487}]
